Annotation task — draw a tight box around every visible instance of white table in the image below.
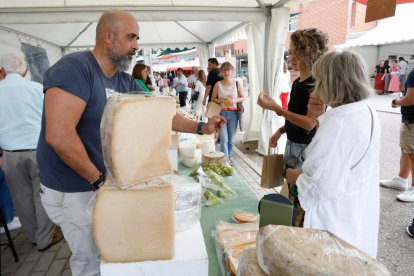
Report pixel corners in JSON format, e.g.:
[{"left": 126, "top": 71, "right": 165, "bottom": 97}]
[{"left": 101, "top": 222, "right": 208, "bottom": 276}]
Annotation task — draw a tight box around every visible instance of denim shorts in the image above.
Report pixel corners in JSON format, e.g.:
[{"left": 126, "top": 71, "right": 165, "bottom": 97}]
[{"left": 283, "top": 139, "right": 308, "bottom": 169}]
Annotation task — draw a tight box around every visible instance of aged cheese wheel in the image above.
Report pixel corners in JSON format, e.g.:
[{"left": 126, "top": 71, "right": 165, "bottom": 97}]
[
  {"left": 93, "top": 179, "right": 175, "bottom": 263},
  {"left": 238, "top": 248, "right": 266, "bottom": 276},
  {"left": 257, "top": 225, "right": 391, "bottom": 276},
  {"left": 202, "top": 151, "right": 227, "bottom": 167},
  {"left": 101, "top": 94, "right": 176, "bottom": 187}
]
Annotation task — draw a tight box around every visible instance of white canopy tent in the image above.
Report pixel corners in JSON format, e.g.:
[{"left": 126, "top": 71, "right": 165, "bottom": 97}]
[{"left": 0, "top": 0, "right": 306, "bottom": 153}]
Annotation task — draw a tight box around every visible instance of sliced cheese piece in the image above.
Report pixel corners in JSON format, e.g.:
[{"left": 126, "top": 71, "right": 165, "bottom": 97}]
[
  {"left": 202, "top": 151, "right": 227, "bottom": 167},
  {"left": 93, "top": 179, "right": 175, "bottom": 263},
  {"left": 101, "top": 94, "right": 176, "bottom": 187}
]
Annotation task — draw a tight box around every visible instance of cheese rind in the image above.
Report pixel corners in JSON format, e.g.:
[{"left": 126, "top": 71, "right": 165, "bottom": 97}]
[
  {"left": 256, "top": 225, "right": 391, "bottom": 276},
  {"left": 93, "top": 180, "right": 175, "bottom": 263},
  {"left": 101, "top": 94, "right": 176, "bottom": 187}
]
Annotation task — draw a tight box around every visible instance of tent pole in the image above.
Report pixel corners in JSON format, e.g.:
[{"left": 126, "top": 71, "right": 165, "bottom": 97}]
[{"left": 0, "top": 25, "right": 62, "bottom": 50}]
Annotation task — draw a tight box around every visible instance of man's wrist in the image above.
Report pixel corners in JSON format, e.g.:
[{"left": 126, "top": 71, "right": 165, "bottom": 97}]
[
  {"left": 90, "top": 172, "right": 105, "bottom": 191},
  {"left": 197, "top": 121, "right": 205, "bottom": 135}
]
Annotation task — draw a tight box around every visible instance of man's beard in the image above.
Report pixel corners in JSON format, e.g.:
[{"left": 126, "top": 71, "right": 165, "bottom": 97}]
[{"left": 109, "top": 52, "right": 133, "bottom": 72}]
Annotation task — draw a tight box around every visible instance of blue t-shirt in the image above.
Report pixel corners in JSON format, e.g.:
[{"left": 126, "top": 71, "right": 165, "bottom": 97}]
[
  {"left": 401, "top": 68, "right": 414, "bottom": 123},
  {"left": 37, "top": 51, "right": 139, "bottom": 193}
]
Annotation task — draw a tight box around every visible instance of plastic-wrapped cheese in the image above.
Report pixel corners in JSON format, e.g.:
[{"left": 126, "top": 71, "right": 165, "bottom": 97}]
[
  {"left": 237, "top": 248, "right": 266, "bottom": 276},
  {"left": 93, "top": 179, "right": 175, "bottom": 263},
  {"left": 160, "top": 174, "right": 202, "bottom": 210},
  {"left": 101, "top": 94, "right": 176, "bottom": 187},
  {"left": 256, "top": 225, "right": 391, "bottom": 276}
]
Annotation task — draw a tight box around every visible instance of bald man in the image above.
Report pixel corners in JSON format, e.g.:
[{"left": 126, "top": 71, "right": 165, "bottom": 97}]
[{"left": 37, "top": 10, "right": 225, "bottom": 275}]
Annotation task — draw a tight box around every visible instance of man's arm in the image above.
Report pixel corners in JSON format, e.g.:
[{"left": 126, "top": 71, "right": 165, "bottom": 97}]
[
  {"left": 44, "top": 88, "right": 101, "bottom": 183},
  {"left": 202, "top": 84, "right": 211, "bottom": 104},
  {"left": 395, "top": 86, "right": 414, "bottom": 106},
  {"left": 172, "top": 114, "right": 226, "bottom": 135}
]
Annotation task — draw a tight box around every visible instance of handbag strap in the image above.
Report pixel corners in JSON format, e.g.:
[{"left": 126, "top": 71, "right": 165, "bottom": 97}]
[{"left": 351, "top": 106, "right": 374, "bottom": 170}]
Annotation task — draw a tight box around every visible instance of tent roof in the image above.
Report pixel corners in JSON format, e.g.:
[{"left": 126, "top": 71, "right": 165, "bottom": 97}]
[
  {"left": 335, "top": 3, "right": 414, "bottom": 48},
  {"left": 0, "top": 0, "right": 305, "bottom": 51}
]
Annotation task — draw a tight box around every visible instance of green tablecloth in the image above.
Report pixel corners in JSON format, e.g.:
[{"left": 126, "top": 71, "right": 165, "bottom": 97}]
[{"left": 179, "top": 164, "right": 259, "bottom": 276}]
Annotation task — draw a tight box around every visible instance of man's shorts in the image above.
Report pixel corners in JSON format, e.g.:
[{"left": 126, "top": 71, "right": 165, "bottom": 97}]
[{"left": 400, "top": 123, "right": 414, "bottom": 154}]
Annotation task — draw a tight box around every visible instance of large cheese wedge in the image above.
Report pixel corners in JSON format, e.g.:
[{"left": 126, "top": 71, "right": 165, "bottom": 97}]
[
  {"left": 93, "top": 179, "right": 175, "bottom": 263},
  {"left": 101, "top": 94, "right": 176, "bottom": 187},
  {"left": 256, "top": 225, "right": 391, "bottom": 276}
]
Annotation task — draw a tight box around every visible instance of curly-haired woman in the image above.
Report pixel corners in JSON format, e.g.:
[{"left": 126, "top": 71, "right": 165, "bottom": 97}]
[{"left": 257, "top": 28, "right": 328, "bottom": 226}]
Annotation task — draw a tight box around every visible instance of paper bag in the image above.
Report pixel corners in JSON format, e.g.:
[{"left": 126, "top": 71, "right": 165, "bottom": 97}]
[
  {"left": 260, "top": 148, "right": 284, "bottom": 188},
  {"left": 205, "top": 102, "right": 222, "bottom": 118}
]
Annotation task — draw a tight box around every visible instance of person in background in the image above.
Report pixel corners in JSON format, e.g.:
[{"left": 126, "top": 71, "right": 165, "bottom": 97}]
[
  {"left": 257, "top": 28, "right": 328, "bottom": 226},
  {"left": 36, "top": 10, "right": 226, "bottom": 275},
  {"left": 188, "top": 66, "right": 200, "bottom": 110},
  {"left": 145, "top": 65, "right": 155, "bottom": 90},
  {"left": 0, "top": 53, "right": 62, "bottom": 251},
  {"left": 162, "top": 73, "right": 169, "bottom": 94},
  {"left": 173, "top": 67, "right": 189, "bottom": 107},
  {"left": 398, "top": 57, "right": 408, "bottom": 92},
  {"left": 0, "top": 147, "right": 22, "bottom": 235},
  {"left": 194, "top": 70, "right": 207, "bottom": 121},
  {"left": 211, "top": 62, "right": 245, "bottom": 165},
  {"left": 380, "top": 68, "right": 414, "bottom": 203},
  {"left": 132, "top": 63, "right": 151, "bottom": 93},
  {"left": 202, "top": 58, "right": 223, "bottom": 105},
  {"left": 286, "top": 51, "right": 381, "bottom": 258},
  {"left": 382, "top": 59, "right": 391, "bottom": 94},
  {"left": 374, "top": 60, "right": 385, "bottom": 94},
  {"left": 278, "top": 60, "right": 291, "bottom": 110},
  {"left": 387, "top": 59, "right": 400, "bottom": 94}
]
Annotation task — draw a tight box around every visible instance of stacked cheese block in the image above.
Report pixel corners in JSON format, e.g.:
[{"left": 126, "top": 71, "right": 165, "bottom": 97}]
[
  {"left": 93, "top": 94, "right": 177, "bottom": 263},
  {"left": 237, "top": 225, "right": 392, "bottom": 276}
]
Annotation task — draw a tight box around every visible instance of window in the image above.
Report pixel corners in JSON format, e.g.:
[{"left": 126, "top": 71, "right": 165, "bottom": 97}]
[
  {"left": 350, "top": 1, "right": 356, "bottom": 28},
  {"left": 289, "top": 17, "right": 297, "bottom": 32}
]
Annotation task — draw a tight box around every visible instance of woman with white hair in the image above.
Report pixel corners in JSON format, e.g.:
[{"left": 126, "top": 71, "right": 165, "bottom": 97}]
[{"left": 286, "top": 51, "right": 381, "bottom": 258}]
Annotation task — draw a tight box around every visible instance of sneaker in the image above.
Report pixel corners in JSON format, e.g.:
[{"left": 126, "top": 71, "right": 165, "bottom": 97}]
[
  {"left": 380, "top": 177, "right": 408, "bottom": 190},
  {"left": 0, "top": 217, "right": 22, "bottom": 234},
  {"left": 396, "top": 187, "right": 414, "bottom": 202},
  {"left": 407, "top": 218, "right": 414, "bottom": 238}
]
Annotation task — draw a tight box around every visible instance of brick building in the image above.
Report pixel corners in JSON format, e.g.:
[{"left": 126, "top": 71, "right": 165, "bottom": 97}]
[
  {"left": 287, "top": 0, "right": 376, "bottom": 49},
  {"left": 215, "top": 0, "right": 377, "bottom": 75}
]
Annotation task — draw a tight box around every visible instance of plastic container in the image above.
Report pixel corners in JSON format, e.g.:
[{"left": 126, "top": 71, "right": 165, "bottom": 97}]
[{"left": 175, "top": 204, "right": 201, "bottom": 232}]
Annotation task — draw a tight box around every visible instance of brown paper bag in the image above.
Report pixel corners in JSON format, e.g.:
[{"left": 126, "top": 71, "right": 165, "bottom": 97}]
[
  {"left": 261, "top": 147, "right": 284, "bottom": 188},
  {"left": 205, "top": 102, "right": 222, "bottom": 118}
]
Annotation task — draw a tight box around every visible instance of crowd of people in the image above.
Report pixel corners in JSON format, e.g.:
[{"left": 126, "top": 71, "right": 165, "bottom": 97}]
[
  {"left": 0, "top": 8, "right": 413, "bottom": 276},
  {"left": 373, "top": 57, "right": 408, "bottom": 94}
]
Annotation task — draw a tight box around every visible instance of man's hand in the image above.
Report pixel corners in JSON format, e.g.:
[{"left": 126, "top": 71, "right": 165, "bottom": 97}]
[
  {"left": 286, "top": 168, "right": 302, "bottom": 184},
  {"left": 203, "top": 115, "right": 227, "bottom": 134}
]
